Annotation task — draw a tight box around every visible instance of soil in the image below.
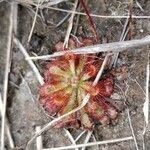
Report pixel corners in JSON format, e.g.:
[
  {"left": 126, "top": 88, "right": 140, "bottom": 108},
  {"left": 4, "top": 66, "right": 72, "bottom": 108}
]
[{"left": 0, "top": 0, "right": 150, "bottom": 150}]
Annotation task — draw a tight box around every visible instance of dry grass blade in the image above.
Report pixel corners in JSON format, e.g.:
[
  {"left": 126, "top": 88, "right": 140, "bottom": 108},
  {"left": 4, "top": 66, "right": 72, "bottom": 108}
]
[
  {"left": 81, "top": 131, "right": 93, "bottom": 150},
  {"left": 13, "top": 37, "right": 44, "bottom": 85},
  {"left": 142, "top": 52, "right": 149, "bottom": 150},
  {"left": 64, "top": 129, "right": 78, "bottom": 150},
  {"left": 135, "top": 0, "right": 144, "bottom": 11},
  {"left": 28, "top": 0, "right": 40, "bottom": 43},
  {"left": 75, "top": 130, "right": 86, "bottom": 142},
  {"left": 27, "top": 35, "right": 150, "bottom": 60},
  {"left": 13, "top": 2, "right": 18, "bottom": 35},
  {"left": 55, "top": 13, "right": 70, "bottom": 27},
  {"left": 112, "top": 0, "right": 133, "bottom": 67},
  {"left": 36, "top": 126, "right": 43, "bottom": 150},
  {"left": 26, "top": 54, "right": 110, "bottom": 149},
  {"left": 0, "top": 93, "right": 15, "bottom": 149},
  {"left": 143, "top": 53, "right": 150, "bottom": 127},
  {"left": 91, "top": 134, "right": 99, "bottom": 150},
  {"left": 44, "top": 6, "right": 150, "bottom": 19},
  {"left": 130, "top": 78, "right": 146, "bottom": 96},
  {"left": 112, "top": 15, "right": 129, "bottom": 67},
  {"left": 1, "top": 2, "right": 14, "bottom": 149},
  {"left": 42, "top": 136, "right": 133, "bottom": 150},
  {"left": 41, "top": 0, "right": 68, "bottom": 7},
  {"left": 126, "top": 109, "right": 139, "bottom": 150},
  {"left": 20, "top": 0, "right": 68, "bottom": 7},
  {"left": 63, "top": 0, "right": 78, "bottom": 48}
]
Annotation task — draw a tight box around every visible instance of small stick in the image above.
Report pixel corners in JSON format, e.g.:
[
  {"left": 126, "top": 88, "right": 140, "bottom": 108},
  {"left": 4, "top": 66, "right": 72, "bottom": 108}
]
[
  {"left": 112, "top": 16, "right": 129, "bottom": 67},
  {"left": 126, "top": 109, "right": 139, "bottom": 150},
  {"left": 75, "top": 130, "right": 86, "bottom": 142},
  {"left": 26, "top": 35, "right": 150, "bottom": 60},
  {"left": 135, "top": 0, "right": 144, "bottom": 11},
  {"left": 1, "top": 2, "right": 14, "bottom": 149},
  {"left": 64, "top": 129, "right": 78, "bottom": 150},
  {"left": 42, "top": 136, "right": 133, "bottom": 150},
  {"left": 127, "top": 0, "right": 133, "bottom": 40},
  {"left": 73, "top": 11, "right": 80, "bottom": 35},
  {"left": 93, "top": 54, "right": 112, "bottom": 86},
  {"left": 55, "top": 13, "right": 70, "bottom": 28},
  {"left": 43, "top": 6, "right": 150, "bottom": 19},
  {"left": 142, "top": 53, "right": 149, "bottom": 150},
  {"left": 41, "top": 0, "right": 68, "bottom": 7},
  {"left": 28, "top": 0, "right": 40, "bottom": 43},
  {"left": 0, "top": 93, "right": 15, "bottom": 149},
  {"left": 13, "top": 37, "right": 44, "bottom": 85},
  {"left": 143, "top": 53, "right": 150, "bottom": 128},
  {"left": 107, "top": 0, "right": 133, "bottom": 67},
  {"left": 13, "top": 2, "right": 18, "bottom": 35},
  {"left": 36, "top": 126, "right": 43, "bottom": 150},
  {"left": 79, "top": 0, "right": 99, "bottom": 42},
  {"left": 129, "top": 77, "right": 146, "bottom": 96},
  {"left": 63, "top": 0, "right": 78, "bottom": 48},
  {"left": 81, "top": 131, "right": 93, "bottom": 150},
  {"left": 91, "top": 134, "right": 99, "bottom": 150},
  {"left": 27, "top": 7, "right": 43, "bottom": 21}
]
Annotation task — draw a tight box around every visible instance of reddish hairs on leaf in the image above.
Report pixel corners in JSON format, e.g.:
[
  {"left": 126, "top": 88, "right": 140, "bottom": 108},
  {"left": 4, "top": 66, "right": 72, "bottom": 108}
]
[{"left": 39, "top": 38, "right": 118, "bottom": 130}]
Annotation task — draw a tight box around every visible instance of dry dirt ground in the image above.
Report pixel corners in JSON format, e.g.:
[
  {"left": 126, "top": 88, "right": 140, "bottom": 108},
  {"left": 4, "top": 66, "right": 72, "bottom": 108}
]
[{"left": 0, "top": 0, "right": 150, "bottom": 150}]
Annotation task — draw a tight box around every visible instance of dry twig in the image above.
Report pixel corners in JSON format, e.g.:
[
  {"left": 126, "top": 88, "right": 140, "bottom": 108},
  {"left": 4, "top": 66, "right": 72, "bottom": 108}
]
[
  {"left": 135, "top": 0, "right": 144, "bottom": 11},
  {"left": 42, "top": 136, "right": 133, "bottom": 150},
  {"left": 41, "top": 0, "right": 68, "bottom": 7},
  {"left": 36, "top": 126, "right": 43, "bottom": 150},
  {"left": 64, "top": 129, "right": 78, "bottom": 150},
  {"left": 75, "top": 130, "right": 86, "bottom": 142},
  {"left": 81, "top": 131, "right": 93, "bottom": 150},
  {"left": 129, "top": 77, "right": 146, "bottom": 96},
  {"left": 143, "top": 53, "right": 150, "bottom": 128},
  {"left": 63, "top": 0, "right": 78, "bottom": 48},
  {"left": 0, "top": 93, "right": 15, "bottom": 149},
  {"left": 112, "top": 15, "right": 129, "bottom": 67},
  {"left": 13, "top": 37, "right": 44, "bottom": 85},
  {"left": 44, "top": 6, "right": 150, "bottom": 19},
  {"left": 142, "top": 53, "right": 150, "bottom": 150},
  {"left": 1, "top": 2, "right": 14, "bottom": 149},
  {"left": 55, "top": 13, "right": 70, "bottom": 28},
  {"left": 126, "top": 109, "right": 139, "bottom": 150},
  {"left": 28, "top": 0, "right": 40, "bottom": 43},
  {"left": 27, "top": 35, "right": 150, "bottom": 60},
  {"left": 91, "top": 134, "right": 99, "bottom": 150}
]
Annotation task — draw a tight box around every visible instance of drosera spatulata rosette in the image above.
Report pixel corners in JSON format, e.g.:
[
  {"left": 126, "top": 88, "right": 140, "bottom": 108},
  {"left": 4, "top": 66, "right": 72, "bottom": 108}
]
[{"left": 39, "top": 37, "right": 118, "bottom": 130}]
